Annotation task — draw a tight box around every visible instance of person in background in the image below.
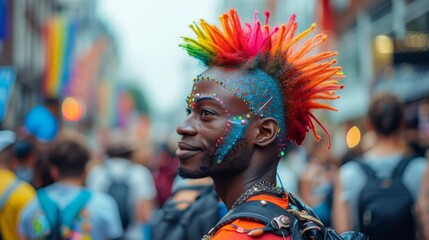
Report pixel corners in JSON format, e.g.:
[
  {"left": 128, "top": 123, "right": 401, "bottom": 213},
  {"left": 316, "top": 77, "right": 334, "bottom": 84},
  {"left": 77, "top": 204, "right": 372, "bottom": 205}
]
[
  {"left": 86, "top": 138, "right": 156, "bottom": 239},
  {"left": 0, "top": 130, "right": 50, "bottom": 240},
  {"left": 13, "top": 139, "right": 38, "bottom": 185},
  {"left": 333, "top": 92, "right": 427, "bottom": 239},
  {"left": 23, "top": 98, "right": 61, "bottom": 189},
  {"left": 150, "top": 177, "right": 225, "bottom": 240},
  {"left": 38, "top": 130, "right": 123, "bottom": 239}
]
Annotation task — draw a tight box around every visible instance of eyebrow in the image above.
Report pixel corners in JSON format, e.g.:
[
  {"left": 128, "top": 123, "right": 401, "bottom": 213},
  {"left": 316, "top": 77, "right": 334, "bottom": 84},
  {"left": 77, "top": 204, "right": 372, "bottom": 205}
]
[{"left": 194, "top": 96, "right": 221, "bottom": 105}]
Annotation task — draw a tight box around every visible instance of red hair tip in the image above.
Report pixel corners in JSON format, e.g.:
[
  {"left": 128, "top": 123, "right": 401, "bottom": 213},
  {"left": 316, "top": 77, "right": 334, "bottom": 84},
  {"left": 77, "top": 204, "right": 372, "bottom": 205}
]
[
  {"left": 265, "top": 11, "right": 271, "bottom": 25},
  {"left": 265, "top": 10, "right": 270, "bottom": 18}
]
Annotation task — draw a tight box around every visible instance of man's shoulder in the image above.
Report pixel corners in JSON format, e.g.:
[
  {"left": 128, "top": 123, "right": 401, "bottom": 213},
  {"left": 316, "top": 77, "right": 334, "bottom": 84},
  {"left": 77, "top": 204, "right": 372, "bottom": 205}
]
[
  {"left": 19, "top": 198, "right": 51, "bottom": 238},
  {"left": 339, "top": 160, "right": 365, "bottom": 184},
  {"left": 407, "top": 156, "right": 427, "bottom": 172},
  {"left": 9, "top": 180, "right": 36, "bottom": 206},
  {"left": 1, "top": 170, "right": 35, "bottom": 197}
]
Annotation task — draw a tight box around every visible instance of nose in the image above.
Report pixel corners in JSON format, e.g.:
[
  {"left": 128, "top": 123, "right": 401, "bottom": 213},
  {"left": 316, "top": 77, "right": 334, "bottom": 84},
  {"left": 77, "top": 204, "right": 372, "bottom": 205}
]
[{"left": 176, "top": 117, "right": 198, "bottom": 137}]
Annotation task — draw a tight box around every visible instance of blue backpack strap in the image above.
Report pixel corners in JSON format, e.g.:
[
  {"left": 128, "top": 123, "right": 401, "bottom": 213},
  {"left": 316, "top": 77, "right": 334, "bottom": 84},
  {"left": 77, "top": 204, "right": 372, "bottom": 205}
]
[
  {"left": 61, "top": 190, "right": 92, "bottom": 228},
  {"left": 357, "top": 155, "right": 417, "bottom": 181},
  {"left": 356, "top": 161, "right": 378, "bottom": 181},
  {"left": 391, "top": 155, "right": 417, "bottom": 180},
  {"left": 38, "top": 188, "right": 92, "bottom": 239},
  {"left": 37, "top": 188, "right": 61, "bottom": 239},
  {"left": 0, "top": 178, "right": 21, "bottom": 212}
]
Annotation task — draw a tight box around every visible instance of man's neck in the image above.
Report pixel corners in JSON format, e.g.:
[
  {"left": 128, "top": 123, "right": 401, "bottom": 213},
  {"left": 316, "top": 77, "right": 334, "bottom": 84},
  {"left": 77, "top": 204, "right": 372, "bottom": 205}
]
[
  {"left": 212, "top": 165, "right": 277, "bottom": 210},
  {"left": 367, "top": 134, "right": 407, "bottom": 157},
  {"left": 58, "top": 177, "right": 83, "bottom": 186}
]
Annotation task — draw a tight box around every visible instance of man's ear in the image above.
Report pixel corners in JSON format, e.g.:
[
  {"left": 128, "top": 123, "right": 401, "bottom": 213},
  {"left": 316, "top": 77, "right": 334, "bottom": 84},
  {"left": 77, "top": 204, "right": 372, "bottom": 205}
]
[{"left": 255, "top": 117, "right": 279, "bottom": 147}]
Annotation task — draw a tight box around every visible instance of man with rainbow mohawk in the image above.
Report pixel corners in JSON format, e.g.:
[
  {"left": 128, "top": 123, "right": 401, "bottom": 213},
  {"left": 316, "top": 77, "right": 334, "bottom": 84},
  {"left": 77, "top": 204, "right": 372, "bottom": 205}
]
[{"left": 176, "top": 9, "right": 366, "bottom": 240}]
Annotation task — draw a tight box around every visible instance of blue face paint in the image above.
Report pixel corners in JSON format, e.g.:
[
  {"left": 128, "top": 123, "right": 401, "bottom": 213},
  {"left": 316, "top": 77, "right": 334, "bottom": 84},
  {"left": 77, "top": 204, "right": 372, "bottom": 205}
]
[{"left": 214, "top": 114, "right": 249, "bottom": 163}]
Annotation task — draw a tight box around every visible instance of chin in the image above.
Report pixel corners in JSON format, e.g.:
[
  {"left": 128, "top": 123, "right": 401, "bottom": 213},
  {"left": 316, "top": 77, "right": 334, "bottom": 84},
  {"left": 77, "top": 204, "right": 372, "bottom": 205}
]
[{"left": 177, "top": 166, "right": 210, "bottom": 179}]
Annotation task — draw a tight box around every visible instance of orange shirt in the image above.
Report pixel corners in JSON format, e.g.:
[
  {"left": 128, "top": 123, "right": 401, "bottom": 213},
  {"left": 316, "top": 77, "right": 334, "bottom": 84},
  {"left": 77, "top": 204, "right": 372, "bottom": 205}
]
[{"left": 211, "top": 194, "right": 291, "bottom": 240}]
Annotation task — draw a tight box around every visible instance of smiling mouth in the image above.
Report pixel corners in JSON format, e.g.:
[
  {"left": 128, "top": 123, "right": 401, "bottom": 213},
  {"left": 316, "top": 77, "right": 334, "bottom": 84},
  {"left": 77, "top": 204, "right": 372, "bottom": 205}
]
[
  {"left": 176, "top": 141, "right": 203, "bottom": 159},
  {"left": 176, "top": 148, "right": 202, "bottom": 159}
]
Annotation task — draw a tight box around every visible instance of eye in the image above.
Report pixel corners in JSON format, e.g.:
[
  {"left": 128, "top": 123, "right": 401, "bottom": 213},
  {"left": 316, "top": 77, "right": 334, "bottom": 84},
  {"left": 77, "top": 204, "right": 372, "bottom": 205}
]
[
  {"left": 186, "top": 107, "right": 192, "bottom": 116},
  {"left": 201, "top": 109, "right": 216, "bottom": 118}
]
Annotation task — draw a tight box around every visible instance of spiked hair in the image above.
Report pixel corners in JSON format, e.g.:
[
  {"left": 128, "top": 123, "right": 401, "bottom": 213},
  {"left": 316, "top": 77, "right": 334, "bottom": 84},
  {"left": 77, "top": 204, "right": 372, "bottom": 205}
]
[{"left": 180, "top": 9, "right": 343, "bottom": 146}]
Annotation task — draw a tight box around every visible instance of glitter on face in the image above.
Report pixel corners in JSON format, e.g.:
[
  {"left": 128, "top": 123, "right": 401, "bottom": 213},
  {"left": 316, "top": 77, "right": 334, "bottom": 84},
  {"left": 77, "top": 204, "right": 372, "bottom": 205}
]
[
  {"left": 187, "top": 91, "right": 251, "bottom": 164},
  {"left": 187, "top": 69, "right": 288, "bottom": 163}
]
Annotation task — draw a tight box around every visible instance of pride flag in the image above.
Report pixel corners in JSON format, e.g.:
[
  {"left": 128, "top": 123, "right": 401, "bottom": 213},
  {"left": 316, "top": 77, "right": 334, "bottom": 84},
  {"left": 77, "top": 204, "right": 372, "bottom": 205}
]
[{"left": 42, "top": 16, "right": 76, "bottom": 98}]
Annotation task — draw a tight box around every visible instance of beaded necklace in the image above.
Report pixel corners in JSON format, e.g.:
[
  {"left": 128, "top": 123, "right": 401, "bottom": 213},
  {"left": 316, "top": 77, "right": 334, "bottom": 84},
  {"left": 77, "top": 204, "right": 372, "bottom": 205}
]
[{"left": 231, "top": 181, "right": 286, "bottom": 209}]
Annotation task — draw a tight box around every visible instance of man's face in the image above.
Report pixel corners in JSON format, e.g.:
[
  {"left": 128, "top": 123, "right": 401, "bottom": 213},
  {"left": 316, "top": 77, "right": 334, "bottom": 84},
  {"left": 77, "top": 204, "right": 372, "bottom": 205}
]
[{"left": 176, "top": 68, "right": 254, "bottom": 179}]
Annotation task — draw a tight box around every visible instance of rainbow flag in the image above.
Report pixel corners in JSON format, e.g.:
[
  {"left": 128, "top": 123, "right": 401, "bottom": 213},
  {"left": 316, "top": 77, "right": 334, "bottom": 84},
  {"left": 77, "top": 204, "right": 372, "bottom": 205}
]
[{"left": 42, "top": 16, "right": 76, "bottom": 98}]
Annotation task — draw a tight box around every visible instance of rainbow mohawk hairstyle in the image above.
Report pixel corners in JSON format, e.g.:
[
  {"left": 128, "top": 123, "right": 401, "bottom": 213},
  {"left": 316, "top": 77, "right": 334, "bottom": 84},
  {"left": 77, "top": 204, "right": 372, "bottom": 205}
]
[{"left": 180, "top": 9, "right": 344, "bottom": 146}]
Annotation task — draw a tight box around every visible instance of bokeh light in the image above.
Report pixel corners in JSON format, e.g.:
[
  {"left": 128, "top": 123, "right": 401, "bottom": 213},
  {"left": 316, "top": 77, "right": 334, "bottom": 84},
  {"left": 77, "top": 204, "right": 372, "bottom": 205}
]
[
  {"left": 62, "top": 97, "right": 85, "bottom": 122},
  {"left": 346, "top": 126, "right": 361, "bottom": 148}
]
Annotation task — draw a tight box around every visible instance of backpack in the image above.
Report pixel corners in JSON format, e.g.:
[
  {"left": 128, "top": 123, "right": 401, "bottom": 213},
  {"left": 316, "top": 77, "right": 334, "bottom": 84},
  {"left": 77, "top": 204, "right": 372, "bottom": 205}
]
[
  {"left": 37, "top": 188, "right": 92, "bottom": 240},
  {"left": 106, "top": 166, "right": 131, "bottom": 231},
  {"left": 208, "top": 192, "right": 368, "bottom": 240},
  {"left": 357, "top": 155, "right": 416, "bottom": 240},
  {"left": 0, "top": 179, "right": 21, "bottom": 240},
  {"left": 150, "top": 184, "right": 222, "bottom": 240}
]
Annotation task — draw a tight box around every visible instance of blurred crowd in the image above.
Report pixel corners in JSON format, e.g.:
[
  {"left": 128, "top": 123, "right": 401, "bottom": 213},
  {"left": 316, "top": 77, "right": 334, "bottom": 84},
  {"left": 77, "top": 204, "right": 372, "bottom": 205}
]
[{"left": 1, "top": 91, "right": 429, "bottom": 240}]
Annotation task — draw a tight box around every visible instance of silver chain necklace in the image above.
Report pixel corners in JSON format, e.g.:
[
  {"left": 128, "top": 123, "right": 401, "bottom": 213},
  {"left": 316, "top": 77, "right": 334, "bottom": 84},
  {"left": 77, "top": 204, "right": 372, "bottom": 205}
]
[{"left": 231, "top": 181, "right": 286, "bottom": 209}]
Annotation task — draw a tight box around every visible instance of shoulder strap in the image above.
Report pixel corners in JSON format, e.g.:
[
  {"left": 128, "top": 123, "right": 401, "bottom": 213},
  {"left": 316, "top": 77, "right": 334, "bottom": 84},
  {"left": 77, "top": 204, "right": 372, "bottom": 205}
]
[
  {"left": 356, "top": 161, "right": 378, "bottom": 181},
  {"left": 211, "top": 193, "right": 368, "bottom": 240},
  {"left": 61, "top": 190, "right": 92, "bottom": 228},
  {"left": 38, "top": 188, "right": 92, "bottom": 238},
  {"left": 0, "top": 179, "right": 21, "bottom": 212},
  {"left": 210, "top": 199, "right": 294, "bottom": 237},
  {"left": 37, "top": 188, "right": 61, "bottom": 239},
  {"left": 391, "top": 155, "right": 416, "bottom": 180},
  {"left": 288, "top": 193, "right": 368, "bottom": 240}
]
